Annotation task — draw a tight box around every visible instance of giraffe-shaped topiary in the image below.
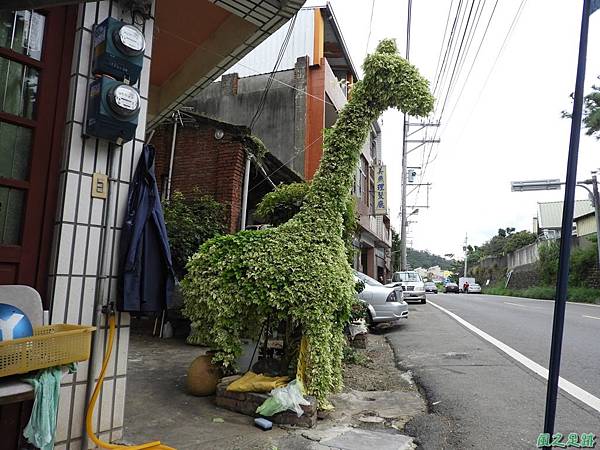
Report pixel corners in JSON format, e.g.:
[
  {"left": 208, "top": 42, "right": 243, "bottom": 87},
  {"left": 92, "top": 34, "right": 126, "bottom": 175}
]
[{"left": 182, "top": 39, "right": 434, "bottom": 406}]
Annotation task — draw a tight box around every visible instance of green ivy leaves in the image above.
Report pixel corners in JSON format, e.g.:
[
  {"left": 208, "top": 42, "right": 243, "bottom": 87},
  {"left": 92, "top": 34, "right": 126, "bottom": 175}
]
[{"left": 181, "top": 38, "right": 434, "bottom": 407}]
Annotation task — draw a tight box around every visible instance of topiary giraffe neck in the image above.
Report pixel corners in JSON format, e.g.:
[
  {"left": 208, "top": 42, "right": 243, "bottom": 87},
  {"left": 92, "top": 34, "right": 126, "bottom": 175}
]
[
  {"left": 289, "top": 82, "right": 378, "bottom": 232},
  {"left": 283, "top": 38, "right": 434, "bottom": 236}
]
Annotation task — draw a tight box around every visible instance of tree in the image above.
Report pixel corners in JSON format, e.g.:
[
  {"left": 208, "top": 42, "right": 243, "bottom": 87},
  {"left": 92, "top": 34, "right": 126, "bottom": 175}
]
[
  {"left": 476, "top": 227, "right": 533, "bottom": 258},
  {"left": 583, "top": 79, "right": 600, "bottom": 139},
  {"left": 406, "top": 247, "right": 454, "bottom": 270},
  {"left": 563, "top": 77, "right": 600, "bottom": 139},
  {"left": 448, "top": 259, "right": 464, "bottom": 282},
  {"left": 466, "top": 245, "right": 484, "bottom": 267},
  {"left": 503, "top": 230, "right": 537, "bottom": 254},
  {"left": 163, "top": 190, "right": 227, "bottom": 279}
]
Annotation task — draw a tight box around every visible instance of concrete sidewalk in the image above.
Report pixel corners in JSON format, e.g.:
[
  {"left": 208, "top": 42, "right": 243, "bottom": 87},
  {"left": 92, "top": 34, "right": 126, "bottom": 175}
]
[{"left": 122, "top": 326, "right": 421, "bottom": 450}]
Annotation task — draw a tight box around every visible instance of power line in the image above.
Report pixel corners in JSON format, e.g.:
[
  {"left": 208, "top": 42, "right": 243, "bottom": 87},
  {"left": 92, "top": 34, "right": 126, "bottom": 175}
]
[
  {"left": 414, "top": 0, "right": 527, "bottom": 209},
  {"left": 420, "top": 0, "right": 492, "bottom": 177},
  {"left": 250, "top": 13, "right": 298, "bottom": 129},
  {"left": 436, "top": 0, "right": 478, "bottom": 118},
  {"left": 365, "top": 0, "right": 375, "bottom": 58},
  {"left": 443, "top": 0, "right": 499, "bottom": 131},
  {"left": 431, "top": 0, "right": 456, "bottom": 89},
  {"left": 409, "top": 1, "right": 471, "bottom": 209},
  {"left": 447, "top": 0, "right": 486, "bottom": 102},
  {"left": 452, "top": 0, "right": 528, "bottom": 144},
  {"left": 248, "top": 133, "right": 324, "bottom": 193},
  {"left": 470, "top": 0, "right": 528, "bottom": 116},
  {"left": 156, "top": 25, "right": 337, "bottom": 111},
  {"left": 412, "top": 0, "right": 482, "bottom": 206},
  {"left": 433, "top": 0, "right": 465, "bottom": 98}
]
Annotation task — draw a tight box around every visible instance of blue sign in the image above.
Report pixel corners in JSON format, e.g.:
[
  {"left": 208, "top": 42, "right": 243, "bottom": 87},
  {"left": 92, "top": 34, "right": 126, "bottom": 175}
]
[{"left": 592, "top": 0, "right": 600, "bottom": 14}]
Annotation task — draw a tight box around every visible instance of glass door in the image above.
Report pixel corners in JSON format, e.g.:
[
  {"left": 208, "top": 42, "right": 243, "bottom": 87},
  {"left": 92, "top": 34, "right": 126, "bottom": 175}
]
[{"left": 0, "top": 8, "right": 72, "bottom": 299}]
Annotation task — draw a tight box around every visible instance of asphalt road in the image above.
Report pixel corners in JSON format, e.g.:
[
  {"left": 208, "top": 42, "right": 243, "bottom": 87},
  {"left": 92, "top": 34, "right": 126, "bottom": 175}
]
[{"left": 385, "top": 293, "right": 600, "bottom": 449}]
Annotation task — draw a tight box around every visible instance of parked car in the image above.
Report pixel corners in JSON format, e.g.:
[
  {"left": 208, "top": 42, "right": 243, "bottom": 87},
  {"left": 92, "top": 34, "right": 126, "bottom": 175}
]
[
  {"left": 467, "top": 283, "right": 482, "bottom": 294},
  {"left": 424, "top": 282, "right": 438, "bottom": 294},
  {"left": 387, "top": 271, "right": 427, "bottom": 304},
  {"left": 354, "top": 271, "right": 408, "bottom": 325},
  {"left": 444, "top": 282, "right": 460, "bottom": 293}
]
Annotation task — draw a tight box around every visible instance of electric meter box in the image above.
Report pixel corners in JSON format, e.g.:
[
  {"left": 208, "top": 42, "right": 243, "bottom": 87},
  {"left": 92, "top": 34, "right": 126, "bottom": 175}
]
[
  {"left": 92, "top": 17, "right": 145, "bottom": 83},
  {"left": 86, "top": 76, "right": 141, "bottom": 144}
]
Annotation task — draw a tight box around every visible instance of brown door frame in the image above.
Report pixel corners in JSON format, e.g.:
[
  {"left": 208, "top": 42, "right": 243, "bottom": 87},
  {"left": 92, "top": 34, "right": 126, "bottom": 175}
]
[{"left": 0, "top": 6, "right": 77, "bottom": 307}]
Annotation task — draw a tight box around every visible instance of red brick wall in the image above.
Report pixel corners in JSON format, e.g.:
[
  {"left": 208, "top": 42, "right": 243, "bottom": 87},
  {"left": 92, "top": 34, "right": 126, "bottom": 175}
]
[{"left": 152, "top": 123, "right": 246, "bottom": 233}]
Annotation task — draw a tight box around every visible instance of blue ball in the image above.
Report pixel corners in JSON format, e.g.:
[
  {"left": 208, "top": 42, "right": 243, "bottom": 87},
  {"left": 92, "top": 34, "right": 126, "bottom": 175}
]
[{"left": 0, "top": 303, "right": 34, "bottom": 341}]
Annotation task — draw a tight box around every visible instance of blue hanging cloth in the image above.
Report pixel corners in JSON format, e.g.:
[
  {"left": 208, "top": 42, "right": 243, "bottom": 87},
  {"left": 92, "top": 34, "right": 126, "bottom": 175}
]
[{"left": 118, "top": 144, "right": 175, "bottom": 312}]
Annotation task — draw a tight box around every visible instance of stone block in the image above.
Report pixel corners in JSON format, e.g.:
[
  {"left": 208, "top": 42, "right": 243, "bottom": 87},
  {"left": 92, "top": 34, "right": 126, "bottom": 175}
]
[
  {"left": 350, "top": 333, "right": 368, "bottom": 349},
  {"left": 215, "top": 381, "right": 317, "bottom": 427}
]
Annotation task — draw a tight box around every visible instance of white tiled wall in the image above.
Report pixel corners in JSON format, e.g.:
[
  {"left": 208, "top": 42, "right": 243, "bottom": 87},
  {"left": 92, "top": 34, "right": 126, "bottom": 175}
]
[{"left": 47, "top": 1, "right": 154, "bottom": 448}]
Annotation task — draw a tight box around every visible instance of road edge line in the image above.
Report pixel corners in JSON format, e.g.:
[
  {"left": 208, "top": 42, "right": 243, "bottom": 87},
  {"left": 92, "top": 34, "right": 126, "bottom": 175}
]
[
  {"left": 482, "top": 294, "right": 600, "bottom": 308},
  {"left": 428, "top": 299, "right": 600, "bottom": 414}
]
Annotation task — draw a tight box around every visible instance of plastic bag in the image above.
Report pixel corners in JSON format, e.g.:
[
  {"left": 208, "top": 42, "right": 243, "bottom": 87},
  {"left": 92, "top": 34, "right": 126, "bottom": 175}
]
[{"left": 256, "top": 379, "right": 310, "bottom": 417}]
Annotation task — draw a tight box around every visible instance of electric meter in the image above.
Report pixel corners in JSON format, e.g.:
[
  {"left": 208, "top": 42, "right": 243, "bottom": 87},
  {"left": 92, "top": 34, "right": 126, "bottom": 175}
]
[
  {"left": 107, "top": 84, "right": 141, "bottom": 118},
  {"left": 92, "top": 18, "right": 145, "bottom": 83},
  {"left": 86, "top": 76, "right": 141, "bottom": 144},
  {"left": 114, "top": 24, "right": 145, "bottom": 56}
]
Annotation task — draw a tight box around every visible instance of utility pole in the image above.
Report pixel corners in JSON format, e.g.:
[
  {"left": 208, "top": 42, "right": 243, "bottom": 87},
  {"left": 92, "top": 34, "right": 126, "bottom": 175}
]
[
  {"left": 544, "top": 0, "right": 594, "bottom": 435},
  {"left": 399, "top": 0, "right": 412, "bottom": 271},
  {"left": 399, "top": 0, "right": 440, "bottom": 270},
  {"left": 592, "top": 170, "right": 600, "bottom": 267},
  {"left": 463, "top": 233, "right": 468, "bottom": 277}
]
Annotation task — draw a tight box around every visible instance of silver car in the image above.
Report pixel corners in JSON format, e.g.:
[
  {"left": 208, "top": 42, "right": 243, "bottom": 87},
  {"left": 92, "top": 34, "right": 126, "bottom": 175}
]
[
  {"left": 467, "top": 283, "right": 482, "bottom": 294},
  {"left": 387, "top": 271, "right": 427, "bottom": 304},
  {"left": 354, "top": 271, "right": 408, "bottom": 324}
]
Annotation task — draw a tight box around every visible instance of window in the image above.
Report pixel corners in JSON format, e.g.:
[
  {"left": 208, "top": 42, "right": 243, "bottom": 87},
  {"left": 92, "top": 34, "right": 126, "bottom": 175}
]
[
  {"left": 0, "top": 11, "right": 45, "bottom": 61},
  {"left": 393, "top": 272, "right": 422, "bottom": 282},
  {"left": 0, "top": 11, "right": 45, "bottom": 245}
]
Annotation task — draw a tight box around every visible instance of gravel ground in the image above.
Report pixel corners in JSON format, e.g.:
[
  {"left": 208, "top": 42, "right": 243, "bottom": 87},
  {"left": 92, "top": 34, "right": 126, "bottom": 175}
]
[{"left": 343, "top": 326, "right": 415, "bottom": 392}]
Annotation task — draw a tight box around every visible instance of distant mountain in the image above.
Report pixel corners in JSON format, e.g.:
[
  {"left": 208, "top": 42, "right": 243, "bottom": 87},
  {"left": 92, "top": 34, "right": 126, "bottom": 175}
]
[{"left": 407, "top": 248, "right": 454, "bottom": 270}]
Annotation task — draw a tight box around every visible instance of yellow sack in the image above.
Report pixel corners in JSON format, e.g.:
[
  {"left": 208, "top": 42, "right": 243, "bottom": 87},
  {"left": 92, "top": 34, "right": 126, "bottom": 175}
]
[{"left": 226, "top": 371, "right": 289, "bottom": 393}]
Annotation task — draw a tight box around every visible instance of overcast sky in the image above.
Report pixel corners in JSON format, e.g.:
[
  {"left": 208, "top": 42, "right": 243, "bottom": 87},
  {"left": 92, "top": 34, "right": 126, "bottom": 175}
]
[{"left": 306, "top": 0, "right": 600, "bottom": 258}]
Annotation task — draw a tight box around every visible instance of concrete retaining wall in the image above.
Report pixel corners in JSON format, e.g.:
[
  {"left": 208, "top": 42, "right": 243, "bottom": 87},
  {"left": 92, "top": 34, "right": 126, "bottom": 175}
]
[{"left": 507, "top": 243, "right": 539, "bottom": 270}]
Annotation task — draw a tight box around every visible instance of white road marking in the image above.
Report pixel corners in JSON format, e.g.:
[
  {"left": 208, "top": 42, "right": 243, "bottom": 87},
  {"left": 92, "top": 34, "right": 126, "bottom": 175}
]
[
  {"left": 504, "top": 302, "right": 530, "bottom": 308},
  {"left": 582, "top": 315, "right": 600, "bottom": 321},
  {"left": 484, "top": 294, "right": 600, "bottom": 308},
  {"left": 428, "top": 299, "right": 600, "bottom": 414}
]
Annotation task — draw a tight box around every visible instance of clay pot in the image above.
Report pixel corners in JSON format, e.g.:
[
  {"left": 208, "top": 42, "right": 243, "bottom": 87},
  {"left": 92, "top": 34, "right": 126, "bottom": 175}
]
[{"left": 186, "top": 352, "right": 221, "bottom": 396}]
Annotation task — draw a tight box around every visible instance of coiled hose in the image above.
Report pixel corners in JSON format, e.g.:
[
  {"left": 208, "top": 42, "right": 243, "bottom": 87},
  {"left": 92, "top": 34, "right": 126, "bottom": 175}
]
[{"left": 85, "top": 314, "right": 175, "bottom": 450}]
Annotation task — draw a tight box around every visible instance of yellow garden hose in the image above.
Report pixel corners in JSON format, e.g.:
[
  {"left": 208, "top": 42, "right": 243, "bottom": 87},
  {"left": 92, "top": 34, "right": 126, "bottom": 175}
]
[{"left": 86, "top": 314, "right": 175, "bottom": 450}]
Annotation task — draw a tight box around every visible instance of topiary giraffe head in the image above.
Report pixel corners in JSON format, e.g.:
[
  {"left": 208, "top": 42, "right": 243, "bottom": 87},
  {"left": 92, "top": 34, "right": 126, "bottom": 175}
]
[{"left": 361, "top": 38, "right": 434, "bottom": 117}]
